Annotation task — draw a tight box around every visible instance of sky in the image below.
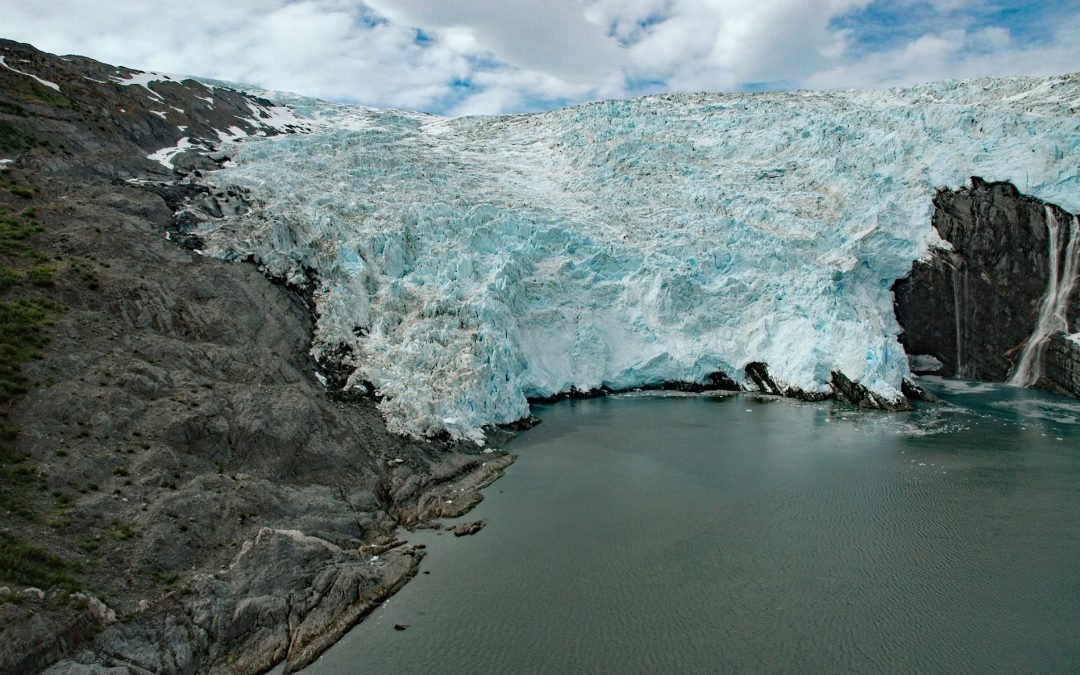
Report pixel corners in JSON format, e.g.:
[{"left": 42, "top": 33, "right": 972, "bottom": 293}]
[{"left": 3, "top": 0, "right": 1078, "bottom": 116}]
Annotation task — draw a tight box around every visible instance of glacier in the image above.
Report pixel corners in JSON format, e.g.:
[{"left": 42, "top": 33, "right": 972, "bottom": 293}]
[{"left": 185, "top": 74, "right": 1080, "bottom": 442}]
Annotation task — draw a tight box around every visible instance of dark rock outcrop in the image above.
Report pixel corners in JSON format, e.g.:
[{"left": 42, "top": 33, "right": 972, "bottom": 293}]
[
  {"left": 829, "top": 371, "right": 914, "bottom": 411},
  {"left": 893, "top": 177, "right": 1079, "bottom": 395},
  {"left": 1043, "top": 333, "right": 1080, "bottom": 396},
  {"left": 744, "top": 361, "right": 784, "bottom": 396},
  {"left": 743, "top": 362, "right": 833, "bottom": 404},
  {"left": 900, "top": 378, "right": 939, "bottom": 403},
  {"left": 451, "top": 520, "right": 487, "bottom": 537}
]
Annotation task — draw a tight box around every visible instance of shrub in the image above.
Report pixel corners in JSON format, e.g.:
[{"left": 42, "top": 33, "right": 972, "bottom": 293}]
[
  {"left": 25, "top": 266, "right": 53, "bottom": 286},
  {"left": 0, "top": 268, "right": 17, "bottom": 289}
]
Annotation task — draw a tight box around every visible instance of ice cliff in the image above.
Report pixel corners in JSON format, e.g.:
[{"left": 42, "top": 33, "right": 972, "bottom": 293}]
[{"left": 186, "top": 74, "right": 1080, "bottom": 442}]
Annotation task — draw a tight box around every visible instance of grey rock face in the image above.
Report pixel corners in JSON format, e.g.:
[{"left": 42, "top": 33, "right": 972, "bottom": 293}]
[
  {"left": 1043, "top": 334, "right": 1080, "bottom": 397},
  {"left": 893, "top": 177, "right": 1080, "bottom": 394},
  {"left": 0, "top": 39, "right": 515, "bottom": 674}
]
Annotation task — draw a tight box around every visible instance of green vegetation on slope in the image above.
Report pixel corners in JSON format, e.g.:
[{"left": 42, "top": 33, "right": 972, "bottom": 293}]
[
  {"left": 0, "top": 179, "right": 85, "bottom": 591},
  {"left": 0, "top": 201, "right": 59, "bottom": 406},
  {"left": 0, "top": 531, "right": 81, "bottom": 592}
]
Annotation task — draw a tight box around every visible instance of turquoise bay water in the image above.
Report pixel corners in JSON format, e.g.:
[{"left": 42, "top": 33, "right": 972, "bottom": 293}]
[{"left": 309, "top": 379, "right": 1080, "bottom": 673}]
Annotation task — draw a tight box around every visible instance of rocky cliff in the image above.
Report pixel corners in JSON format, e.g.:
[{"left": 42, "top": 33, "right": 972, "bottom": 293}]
[
  {"left": 0, "top": 39, "right": 512, "bottom": 674},
  {"left": 893, "top": 177, "right": 1080, "bottom": 396}
]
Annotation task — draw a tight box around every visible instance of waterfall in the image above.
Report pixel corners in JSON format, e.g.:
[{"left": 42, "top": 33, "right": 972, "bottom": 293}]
[
  {"left": 1052, "top": 214, "right": 1080, "bottom": 329},
  {"left": 1009, "top": 209, "right": 1080, "bottom": 387},
  {"left": 951, "top": 262, "right": 965, "bottom": 377}
]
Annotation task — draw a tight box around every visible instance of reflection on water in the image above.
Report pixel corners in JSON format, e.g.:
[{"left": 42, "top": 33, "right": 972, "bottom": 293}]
[{"left": 309, "top": 379, "right": 1080, "bottom": 674}]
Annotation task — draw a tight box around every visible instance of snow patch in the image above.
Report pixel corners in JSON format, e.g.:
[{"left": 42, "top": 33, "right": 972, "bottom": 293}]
[
  {"left": 111, "top": 70, "right": 187, "bottom": 101},
  {"left": 147, "top": 137, "right": 192, "bottom": 169},
  {"left": 216, "top": 126, "right": 248, "bottom": 143},
  {"left": 0, "top": 56, "right": 61, "bottom": 91},
  {"left": 242, "top": 100, "right": 312, "bottom": 135}
]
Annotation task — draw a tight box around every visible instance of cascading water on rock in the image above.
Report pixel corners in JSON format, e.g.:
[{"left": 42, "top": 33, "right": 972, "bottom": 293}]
[{"left": 1010, "top": 210, "right": 1080, "bottom": 387}]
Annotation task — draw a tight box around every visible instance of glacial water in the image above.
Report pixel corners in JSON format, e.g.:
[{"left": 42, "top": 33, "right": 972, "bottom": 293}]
[{"left": 307, "top": 379, "right": 1080, "bottom": 673}]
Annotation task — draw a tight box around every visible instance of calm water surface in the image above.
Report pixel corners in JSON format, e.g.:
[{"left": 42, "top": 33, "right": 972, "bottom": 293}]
[{"left": 308, "top": 379, "right": 1080, "bottom": 673}]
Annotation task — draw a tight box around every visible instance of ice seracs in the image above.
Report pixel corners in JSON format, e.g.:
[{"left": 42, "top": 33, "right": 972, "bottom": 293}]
[{"left": 186, "top": 74, "right": 1079, "bottom": 442}]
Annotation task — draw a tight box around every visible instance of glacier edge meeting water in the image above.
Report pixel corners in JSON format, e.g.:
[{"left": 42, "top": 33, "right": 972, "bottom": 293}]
[{"left": 186, "top": 74, "right": 1080, "bottom": 442}]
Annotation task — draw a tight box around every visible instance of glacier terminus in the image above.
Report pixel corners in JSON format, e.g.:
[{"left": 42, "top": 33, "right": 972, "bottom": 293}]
[{"left": 180, "top": 75, "right": 1080, "bottom": 442}]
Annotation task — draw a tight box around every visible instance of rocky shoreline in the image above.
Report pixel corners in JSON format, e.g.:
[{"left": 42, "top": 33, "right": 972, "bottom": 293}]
[{"left": 0, "top": 39, "right": 515, "bottom": 674}]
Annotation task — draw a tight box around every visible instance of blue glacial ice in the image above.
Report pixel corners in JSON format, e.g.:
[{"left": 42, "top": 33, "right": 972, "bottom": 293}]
[{"left": 192, "top": 74, "right": 1080, "bottom": 442}]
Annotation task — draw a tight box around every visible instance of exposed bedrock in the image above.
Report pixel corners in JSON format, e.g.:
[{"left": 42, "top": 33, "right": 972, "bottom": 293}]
[
  {"left": 893, "top": 177, "right": 1080, "bottom": 396},
  {"left": 1043, "top": 333, "right": 1080, "bottom": 396}
]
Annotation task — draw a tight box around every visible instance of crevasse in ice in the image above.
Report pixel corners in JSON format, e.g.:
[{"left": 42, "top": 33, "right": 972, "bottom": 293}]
[{"left": 195, "top": 74, "right": 1080, "bottom": 442}]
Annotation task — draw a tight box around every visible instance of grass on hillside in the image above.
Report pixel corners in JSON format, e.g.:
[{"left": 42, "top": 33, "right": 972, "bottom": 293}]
[
  {"left": 0, "top": 202, "right": 59, "bottom": 407},
  {"left": 0, "top": 187, "right": 62, "bottom": 530},
  {"left": 0, "top": 531, "right": 81, "bottom": 592}
]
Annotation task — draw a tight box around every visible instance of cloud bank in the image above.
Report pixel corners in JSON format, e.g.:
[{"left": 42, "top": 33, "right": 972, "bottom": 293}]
[{"left": 3, "top": 0, "right": 1078, "bottom": 114}]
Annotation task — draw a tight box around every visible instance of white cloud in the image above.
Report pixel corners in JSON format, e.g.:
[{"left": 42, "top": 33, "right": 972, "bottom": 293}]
[
  {"left": 366, "top": 0, "right": 624, "bottom": 83},
  {"left": 806, "top": 14, "right": 1080, "bottom": 89},
  {"left": 1, "top": 0, "right": 475, "bottom": 109},
  {"left": 1, "top": 0, "right": 1077, "bottom": 114},
  {"left": 619, "top": 0, "right": 873, "bottom": 90}
]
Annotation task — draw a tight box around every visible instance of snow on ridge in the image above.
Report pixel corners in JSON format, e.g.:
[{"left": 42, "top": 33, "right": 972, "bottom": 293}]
[
  {"left": 241, "top": 100, "right": 313, "bottom": 136},
  {"left": 112, "top": 70, "right": 185, "bottom": 87},
  {"left": 147, "top": 137, "right": 192, "bottom": 169},
  {"left": 0, "top": 55, "right": 61, "bottom": 91},
  {"left": 192, "top": 73, "right": 1079, "bottom": 442},
  {"left": 111, "top": 70, "right": 178, "bottom": 100},
  {"left": 217, "top": 126, "right": 248, "bottom": 143}
]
